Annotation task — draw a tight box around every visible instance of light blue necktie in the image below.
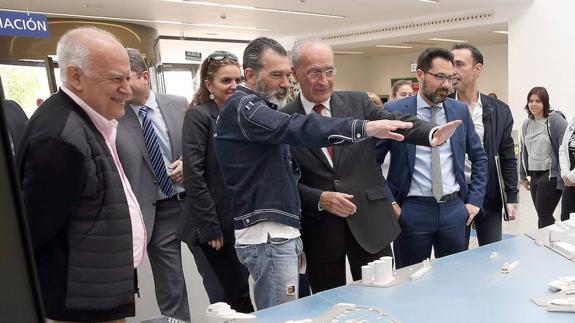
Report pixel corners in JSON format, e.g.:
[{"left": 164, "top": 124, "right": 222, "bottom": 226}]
[{"left": 138, "top": 106, "right": 174, "bottom": 197}]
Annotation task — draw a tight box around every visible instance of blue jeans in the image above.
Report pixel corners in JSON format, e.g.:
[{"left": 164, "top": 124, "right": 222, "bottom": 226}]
[{"left": 235, "top": 237, "right": 303, "bottom": 310}]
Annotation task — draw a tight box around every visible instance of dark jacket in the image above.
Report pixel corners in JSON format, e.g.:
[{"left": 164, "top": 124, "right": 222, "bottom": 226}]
[
  {"left": 2, "top": 99, "right": 28, "bottom": 153},
  {"left": 180, "top": 101, "right": 235, "bottom": 245},
  {"left": 450, "top": 93, "right": 519, "bottom": 211},
  {"left": 214, "top": 86, "right": 370, "bottom": 230},
  {"left": 17, "top": 90, "right": 134, "bottom": 321},
  {"left": 281, "top": 92, "right": 433, "bottom": 253}
]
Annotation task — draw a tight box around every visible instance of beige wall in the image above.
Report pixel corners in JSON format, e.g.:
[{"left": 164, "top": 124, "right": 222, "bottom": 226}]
[{"left": 334, "top": 44, "right": 508, "bottom": 103}]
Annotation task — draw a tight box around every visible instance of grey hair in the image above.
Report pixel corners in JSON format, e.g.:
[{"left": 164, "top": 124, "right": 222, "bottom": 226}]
[
  {"left": 56, "top": 27, "right": 118, "bottom": 83},
  {"left": 126, "top": 48, "right": 148, "bottom": 73},
  {"left": 243, "top": 37, "right": 287, "bottom": 73},
  {"left": 291, "top": 36, "right": 331, "bottom": 68}
]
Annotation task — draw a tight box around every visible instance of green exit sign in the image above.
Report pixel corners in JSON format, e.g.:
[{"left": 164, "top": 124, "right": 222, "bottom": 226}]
[{"left": 185, "top": 51, "right": 202, "bottom": 61}]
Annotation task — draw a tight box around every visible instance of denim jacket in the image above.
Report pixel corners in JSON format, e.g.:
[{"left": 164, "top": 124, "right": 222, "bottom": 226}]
[{"left": 214, "top": 86, "right": 368, "bottom": 230}]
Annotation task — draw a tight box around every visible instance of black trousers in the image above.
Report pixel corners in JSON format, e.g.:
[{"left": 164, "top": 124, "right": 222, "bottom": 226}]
[
  {"left": 303, "top": 217, "right": 392, "bottom": 293},
  {"left": 464, "top": 207, "right": 503, "bottom": 248},
  {"left": 191, "top": 240, "right": 254, "bottom": 313},
  {"left": 529, "top": 170, "right": 562, "bottom": 228},
  {"left": 561, "top": 186, "right": 575, "bottom": 221}
]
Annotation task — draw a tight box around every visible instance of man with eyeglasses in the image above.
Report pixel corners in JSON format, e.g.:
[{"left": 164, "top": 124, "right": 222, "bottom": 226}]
[
  {"left": 281, "top": 37, "right": 456, "bottom": 293},
  {"left": 116, "top": 48, "right": 190, "bottom": 321},
  {"left": 450, "top": 43, "right": 518, "bottom": 248},
  {"left": 376, "top": 47, "right": 487, "bottom": 269},
  {"left": 215, "top": 37, "right": 462, "bottom": 310},
  {"left": 17, "top": 27, "right": 141, "bottom": 322}
]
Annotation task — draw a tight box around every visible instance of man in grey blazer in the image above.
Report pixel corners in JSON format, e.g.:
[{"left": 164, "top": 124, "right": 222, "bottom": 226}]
[{"left": 117, "top": 48, "right": 190, "bottom": 321}]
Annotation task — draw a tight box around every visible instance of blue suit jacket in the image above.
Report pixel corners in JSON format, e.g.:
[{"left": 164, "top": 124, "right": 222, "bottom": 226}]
[{"left": 375, "top": 96, "right": 487, "bottom": 208}]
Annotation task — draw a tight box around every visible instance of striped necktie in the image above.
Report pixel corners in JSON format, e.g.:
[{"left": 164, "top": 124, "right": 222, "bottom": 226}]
[{"left": 138, "top": 106, "right": 174, "bottom": 197}]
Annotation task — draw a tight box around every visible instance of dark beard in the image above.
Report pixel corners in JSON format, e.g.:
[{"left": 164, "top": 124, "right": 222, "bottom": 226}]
[{"left": 422, "top": 82, "right": 449, "bottom": 105}]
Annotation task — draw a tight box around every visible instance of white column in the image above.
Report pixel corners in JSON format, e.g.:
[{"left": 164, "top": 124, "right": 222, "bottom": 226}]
[{"left": 508, "top": 0, "right": 575, "bottom": 128}]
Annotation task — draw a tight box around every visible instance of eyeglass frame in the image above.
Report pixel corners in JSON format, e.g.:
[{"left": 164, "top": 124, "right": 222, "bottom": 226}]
[
  {"left": 423, "top": 71, "right": 458, "bottom": 84},
  {"left": 304, "top": 67, "right": 337, "bottom": 81}
]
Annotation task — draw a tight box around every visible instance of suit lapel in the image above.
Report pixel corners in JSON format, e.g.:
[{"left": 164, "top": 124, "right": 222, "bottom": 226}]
[
  {"left": 296, "top": 96, "right": 333, "bottom": 170},
  {"left": 156, "top": 94, "right": 179, "bottom": 161},
  {"left": 405, "top": 98, "right": 417, "bottom": 172},
  {"left": 124, "top": 105, "right": 154, "bottom": 171},
  {"left": 330, "top": 94, "right": 347, "bottom": 167}
]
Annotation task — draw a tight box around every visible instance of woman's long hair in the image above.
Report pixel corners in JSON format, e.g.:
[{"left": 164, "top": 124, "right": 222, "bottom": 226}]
[{"left": 190, "top": 51, "right": 239, "bottom": 107}]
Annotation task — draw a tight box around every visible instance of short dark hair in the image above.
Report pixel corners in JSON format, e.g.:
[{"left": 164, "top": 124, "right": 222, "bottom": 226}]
[
  {"left": 525, "top": 86, "right": 551, "bottom": 118},
  {"left": 416, "top": 47, "right": 454, "bottom": 72},
  {"left": 243, "top": 37, "right": 287, "bottom": 72},
  {"left": 452, "top": 43, "right": 484, "bottom": 65},
  {"left": 126, "top": 48, "right": 148, "bottom": 73}
]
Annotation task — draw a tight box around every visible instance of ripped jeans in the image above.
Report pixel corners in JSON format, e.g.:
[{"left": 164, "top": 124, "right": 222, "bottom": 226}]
[{"left": 235, "top": 237, "right": 303, "bottom": 310}]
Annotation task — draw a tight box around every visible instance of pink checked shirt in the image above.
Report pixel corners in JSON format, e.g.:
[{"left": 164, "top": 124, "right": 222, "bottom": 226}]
[{"left": 61, "top": 86, "right": 147, "bottom": 268}]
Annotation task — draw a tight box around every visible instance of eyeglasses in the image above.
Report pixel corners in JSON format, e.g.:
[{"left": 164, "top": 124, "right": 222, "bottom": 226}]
[
  {"left": 207, "top": 51, "right": 238, "bottom": 64},
  {"left": 424, "top": 71, "right": 458, "bottom": 84},
  {"left": 305, "top": 68, "right": 337, "bottom": 81}
]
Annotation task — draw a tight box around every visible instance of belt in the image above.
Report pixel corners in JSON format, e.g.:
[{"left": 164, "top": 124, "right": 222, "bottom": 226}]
[
  {"left": 408, "top": 191, "right": 459, "bottom": 204},
  {"left": 158, "top": 192, "right": 186, "bottom": 203}
]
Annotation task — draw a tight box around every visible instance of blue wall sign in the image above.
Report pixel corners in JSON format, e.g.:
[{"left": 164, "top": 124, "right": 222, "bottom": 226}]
[{"left": 0, "top": 11, "right": 49, "bottom": 38}]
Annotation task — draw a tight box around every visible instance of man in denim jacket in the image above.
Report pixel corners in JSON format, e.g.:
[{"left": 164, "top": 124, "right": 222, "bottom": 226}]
[{"left": 214, "top": 37, "right": 461, "bottom": 310}]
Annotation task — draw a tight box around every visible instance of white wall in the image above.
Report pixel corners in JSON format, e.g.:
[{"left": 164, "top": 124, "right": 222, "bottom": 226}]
[
  {"left": 508, "top": 0, "right": 575, "bottom": 126},
  {"left": 334, "top": 44, "right": 508, "bottom": 103},
  {"left": 158, "top": 39, "right": 247, "bottom": 65}
]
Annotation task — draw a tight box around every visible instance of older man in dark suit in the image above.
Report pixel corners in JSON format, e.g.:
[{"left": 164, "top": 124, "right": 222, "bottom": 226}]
[
  {"left": 116, "top": 49, "right": 190, "bottom": 321},
  {"left": 281, "top": 38, "right": 454, "bottom": 292}
]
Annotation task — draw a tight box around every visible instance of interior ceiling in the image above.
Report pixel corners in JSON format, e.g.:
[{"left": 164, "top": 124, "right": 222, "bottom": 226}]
[{"left": 1, "top": 0, "right": 530, "bottom": 55}]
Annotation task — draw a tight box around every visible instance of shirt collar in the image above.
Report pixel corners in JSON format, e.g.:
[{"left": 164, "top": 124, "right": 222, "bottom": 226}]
[
  {"left": 131, "top": 91, "right": 158, "bottom": 115},
  {"left": 454, "top": 90, "right": 483, "bottom": 109},
  {"left": 416, "top": 92, "right": 444, "bottom": 110},
  {"left": 300, "top": 94, "right": 331, "bottom": 115},
  {"left": 61, "top": 85, "right": 118, "bottom": 136}
]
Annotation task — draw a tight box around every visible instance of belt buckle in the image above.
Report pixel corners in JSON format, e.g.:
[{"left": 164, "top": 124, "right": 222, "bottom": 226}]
[
  {"left": 175, "top": 193, "right": 183, "bottom": 201},
  {"left": 437, "top": 197, "right": 447, "bottom": 204}
]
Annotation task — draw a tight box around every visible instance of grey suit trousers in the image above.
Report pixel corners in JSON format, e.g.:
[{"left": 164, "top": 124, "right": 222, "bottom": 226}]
[{"left": 148, "top": 198, "right": 189, "bottom": 321}]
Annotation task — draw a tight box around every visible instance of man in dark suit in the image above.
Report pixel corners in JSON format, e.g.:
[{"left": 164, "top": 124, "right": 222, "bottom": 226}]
[
  {"left": 450, "top": 43, "right": 518, "bottom": 247},
  {"left": 116, "top": 48, "right": 190, "bottom": 321},
  {"left": 1, "top": 99, "right": 28, "bottom": 154},
  {"left": 282, "top": 38, "right": 452, "bottom": 292},
  {"left": 376, "top": 47, "right": 488, "bottom": 269}
]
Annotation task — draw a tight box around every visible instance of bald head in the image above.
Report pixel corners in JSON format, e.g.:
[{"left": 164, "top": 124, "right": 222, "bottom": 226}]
[
  {"left": 291, "top": 38, "right": 336, "bottom": 104},
  {"left": 57, "top": 27, "right": 131, "bottom": 120},
  {"left": 57, "top": 27, "right": 125, "bottom": 83}
]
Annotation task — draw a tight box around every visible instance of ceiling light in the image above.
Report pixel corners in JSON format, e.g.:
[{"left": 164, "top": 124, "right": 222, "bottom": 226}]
[
  {"left": 165, "top": 0, "right": 345, "bottom": 18},
  {"left": 376, "top": 45, "right": 413, "bottom": 49},
  {"left": 429, "top": 37, "right": 467, "bottom": 43},
  {"left": 333, "top": 51, "right": 364, "bottom": 54},
  {"left": 493, "top": 30, "right": 509, "bottom": 34},
  {"left": 418, "top": 0, "right": 440, "bottom": 3},
  {"left": 0, "top": 8, "right": 271, "bottom": 31}
]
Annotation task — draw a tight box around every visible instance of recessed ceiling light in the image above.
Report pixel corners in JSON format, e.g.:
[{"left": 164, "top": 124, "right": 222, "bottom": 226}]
[
  {"left": 165, "top": 0, "right": 345, "bottom": 18},
  {"left": 418, "top": 0, "right": 439, "bottom": 3},
  {"left": 0, "top": 8, "right": 272, "bottom": 31},
  {"left": 429, "top": 37, "right": 467, "bottom": 43},
  {"left": 493, "top": 30, "right": 509, "bottom": 34},
  {"left": 376, "top": 45, "right": 413, "bottom": 49},
  {"left": 333, "top": 51, "right": 364, "bottom": 55}
]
